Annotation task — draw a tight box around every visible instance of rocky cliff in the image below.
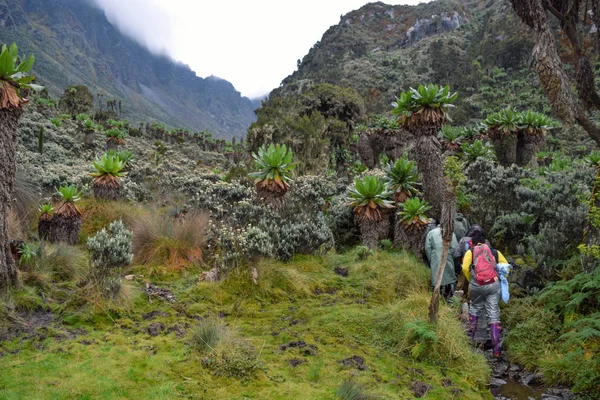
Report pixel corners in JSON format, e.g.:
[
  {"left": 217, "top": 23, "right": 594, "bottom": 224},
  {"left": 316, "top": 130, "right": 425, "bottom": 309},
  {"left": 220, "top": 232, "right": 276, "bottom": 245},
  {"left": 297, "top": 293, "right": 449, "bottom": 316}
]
[
  {"left": 276, "top": 0, "right": 545, "bottom": 124},
  {"left": 0, "top": 0, "right": 256, "bottom": 139}
]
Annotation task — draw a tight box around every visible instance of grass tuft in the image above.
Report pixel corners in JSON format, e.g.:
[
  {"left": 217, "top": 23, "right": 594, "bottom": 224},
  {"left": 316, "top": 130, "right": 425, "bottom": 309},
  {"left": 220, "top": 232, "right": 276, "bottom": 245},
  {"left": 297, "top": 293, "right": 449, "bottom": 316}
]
[
  {"left": 188, "top": 318, "right": 228, "bottom": 354},
  {"left": 336, "top": 379, "right": 376, "bottom": 400},
  {"left": 132, "top": 212, "right": 208, "bottom": 269}
]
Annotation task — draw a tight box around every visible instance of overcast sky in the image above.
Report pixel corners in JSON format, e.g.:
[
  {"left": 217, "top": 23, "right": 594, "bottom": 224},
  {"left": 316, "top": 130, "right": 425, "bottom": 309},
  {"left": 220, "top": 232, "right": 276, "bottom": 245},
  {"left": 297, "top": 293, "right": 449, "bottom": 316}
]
[{"left": 92, "top": 0, "right": 430, "bottom": 99}]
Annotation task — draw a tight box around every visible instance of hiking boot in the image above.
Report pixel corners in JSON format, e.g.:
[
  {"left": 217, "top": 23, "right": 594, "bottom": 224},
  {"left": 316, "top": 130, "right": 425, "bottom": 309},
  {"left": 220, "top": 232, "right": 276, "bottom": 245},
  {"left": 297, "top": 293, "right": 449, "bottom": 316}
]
[
  {"left": 490, "top": 322, "right": 501, "bottom": 357},
  {"left": 467, "top": 314, "right": 478, "bottom": 340}
]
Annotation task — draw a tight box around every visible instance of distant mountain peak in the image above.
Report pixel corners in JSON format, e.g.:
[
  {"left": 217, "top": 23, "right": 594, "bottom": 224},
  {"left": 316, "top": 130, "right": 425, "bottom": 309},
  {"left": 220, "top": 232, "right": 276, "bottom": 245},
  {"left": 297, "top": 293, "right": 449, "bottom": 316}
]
[{"left": 0, "top": 0, "right": 256, "bottom": 138}]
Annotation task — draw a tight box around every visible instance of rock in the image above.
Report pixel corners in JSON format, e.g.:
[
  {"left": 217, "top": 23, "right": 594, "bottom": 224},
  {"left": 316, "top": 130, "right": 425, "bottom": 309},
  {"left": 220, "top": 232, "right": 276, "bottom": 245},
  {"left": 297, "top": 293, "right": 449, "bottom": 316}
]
[
  {"left": 279, "top": 341, "right": 318, "bottom": 356},
  {"left": 509, "top": 364, "right": 521, "bottom": 372},
  {"left": 250, "top": 267, "right": 259, "bottom": 284},
  {"left": 521, "top": 372, "right": 543, "bottom": 387},
  {"left": 541, "top": 395, "right": 562, "bottom": 400},
  {"left": 199, "top": 268, "right": 220, "bottom": 283},
  {"left": 490, "top": 378, "right": 507, "bottom": 388},
  {"left": 410, "top": 381, "right": 433, "bottom": 398},
  {"left": 145, "top": 283, "right": 176, "bottom": 303},
  {"left": 288, "top": 358, "right": 307, "bottom": 367},
  {"left": 147, "top": 322, "right": 164, "bottom": 337},
  {"left": 545, "top": 389, "right": 575, "bottom": 399},
  {"left": 339, "top": 355, "right": 367, "bottom": 371},
  {"left": 141, "top": 311, "right": 170, "bottom": 320},
  {"left": 492, "top": 362, "right": 509, "bottom": 377}
]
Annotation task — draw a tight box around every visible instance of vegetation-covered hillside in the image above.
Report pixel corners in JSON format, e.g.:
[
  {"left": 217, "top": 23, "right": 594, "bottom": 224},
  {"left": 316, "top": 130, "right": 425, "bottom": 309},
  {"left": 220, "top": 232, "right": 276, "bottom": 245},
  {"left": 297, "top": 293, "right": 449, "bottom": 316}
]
[
  {"left": 1, "top": 0, "right": 600, "bottom": 398},
  {"left": 0, "top": 0, "right": 257, "bottom": 139}
]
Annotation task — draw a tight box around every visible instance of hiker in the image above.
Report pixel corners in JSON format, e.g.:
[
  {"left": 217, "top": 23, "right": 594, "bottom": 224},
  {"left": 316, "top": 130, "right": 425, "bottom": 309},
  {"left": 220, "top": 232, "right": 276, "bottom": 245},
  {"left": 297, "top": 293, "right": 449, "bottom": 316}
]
[
  {"left": 453, "top": 213, "right": 471, "bottom": 242},
  {"left": 424, "top": 224, "right": 458, "bottom": 300},
  {"left": 462, "top": 230, "right": 509, "bottom": 357},
  {"left": 453, "top": 225, "right": 489, "bottom": 292}
]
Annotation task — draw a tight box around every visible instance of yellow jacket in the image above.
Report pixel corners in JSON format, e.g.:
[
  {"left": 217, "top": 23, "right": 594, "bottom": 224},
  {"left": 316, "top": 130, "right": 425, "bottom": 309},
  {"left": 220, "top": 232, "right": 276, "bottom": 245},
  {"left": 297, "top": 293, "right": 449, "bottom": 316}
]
[{"left": 461, "top": 246, "right": 508, "bottom": 281}]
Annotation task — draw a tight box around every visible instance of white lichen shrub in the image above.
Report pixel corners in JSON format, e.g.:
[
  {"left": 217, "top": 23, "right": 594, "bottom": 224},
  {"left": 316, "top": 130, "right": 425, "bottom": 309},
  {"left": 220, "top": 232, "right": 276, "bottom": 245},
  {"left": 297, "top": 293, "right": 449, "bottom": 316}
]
[
  {"left": 245, "top": 226, "right": 274, "bottom": 258},
  {"left": 87, "top": 220, "right": 133, "bottom": 268}
]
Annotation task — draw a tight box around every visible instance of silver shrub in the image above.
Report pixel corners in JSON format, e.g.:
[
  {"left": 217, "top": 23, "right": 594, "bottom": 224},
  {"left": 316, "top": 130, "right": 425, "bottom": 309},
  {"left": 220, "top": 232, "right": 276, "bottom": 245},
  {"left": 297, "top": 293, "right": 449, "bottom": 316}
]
[{"left": 87, "top": 220, "right": 133, "bottom": 268}]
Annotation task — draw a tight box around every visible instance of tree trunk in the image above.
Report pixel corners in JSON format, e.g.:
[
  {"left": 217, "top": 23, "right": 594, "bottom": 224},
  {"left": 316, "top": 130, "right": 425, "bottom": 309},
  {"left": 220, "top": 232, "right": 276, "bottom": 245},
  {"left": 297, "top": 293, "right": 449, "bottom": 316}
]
[
  {"left": 394, "top": 222, "right": 426, "bottom": 261},
  {"left": 429, "top": 180, "right": 456, "bottom": 324},
  {"left": 93, "top": 183, "right": 121, "bottom": 201},
  {"left": 491, "top": 135, "right": 518, "bottom": 166},
  {"left": 517, "top": 133, "right": 544, "bottom": 167},
  {"left": 359, "top": 217, "right": 390, "bottom": 250},
  {"left": 0, "top": 107, "right": 23, "bottom": 292},
  {"left": 38, "top": 219, "right": 52, "bottom": 241},
  {"left": 509, "top": 0, "right": 600, "bottom": 145},
  {"left": 50, "top": 214, "right": 81, "bottom": 245},
  {"left": 84, "top": 131, "right": 95, "bottom": 148},
  {"left": 412, "top": 135, "right": 444, "bottom": 218}
]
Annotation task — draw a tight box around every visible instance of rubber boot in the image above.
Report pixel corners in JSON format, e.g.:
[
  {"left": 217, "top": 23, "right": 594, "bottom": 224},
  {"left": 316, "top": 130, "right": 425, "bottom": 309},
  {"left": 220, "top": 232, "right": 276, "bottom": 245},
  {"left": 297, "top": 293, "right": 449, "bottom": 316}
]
[
  {"left": 467, "top": 314, "right": 478, "bottom": 340},
  {"left": 490, "top": 322, "right": 501, "bottom": 357}
]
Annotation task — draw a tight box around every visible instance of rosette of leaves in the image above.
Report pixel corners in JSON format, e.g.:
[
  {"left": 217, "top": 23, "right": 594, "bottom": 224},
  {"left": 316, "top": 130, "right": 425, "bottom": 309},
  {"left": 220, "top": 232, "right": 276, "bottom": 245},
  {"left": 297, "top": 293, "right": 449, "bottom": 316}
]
[
  {"left": 484, "top": 107, "right": 521, "bottom": 139},
  {"left": 348, "top": 175, "right": 394, "bottom": 249},
  {"left": 440, "top": 126, "right": 464, "bottom": 153},
  {"left": 484, "top": 107, "right": 521, "bottom": 166},
  {"left": 391, "top": 84, "right": 458, "bottom": 135},
  {"left": 461, "top": 140, "right": 493, "bottom": 162},
  {"left": 106, "top": 149, "right": 134, "bottom": 166},
  {"left": 50, "top": 185, "right": 82, "bottom": 245},
  {"left": 385, "top": 156, "right": 420, "bottom": 203},
  {"left": 105, "top": 128, "right": 126, "bottom": 150},
  {"left": 584, "top": 150, "right": 600, "bottom": 168},
  {"left": 518, "top": 110, "right": 557, "bottom": 143},
  {"left": 394, "top": 197, "right": 432, "bottom": 256},
  {"left": 397, "top": 197, "right": 432, "bottom": 231},
  {"left": 38, "top": 203, "right": 54, "bottom": 240},
  {"left": 90, "top": 153, "right": 127, "bottom": 200},
  {"left": 249, "top": 144, "right": 295, "bottom": 206},
  {"left": 0, "top": 43, "right": 41, "bottom": 108}
]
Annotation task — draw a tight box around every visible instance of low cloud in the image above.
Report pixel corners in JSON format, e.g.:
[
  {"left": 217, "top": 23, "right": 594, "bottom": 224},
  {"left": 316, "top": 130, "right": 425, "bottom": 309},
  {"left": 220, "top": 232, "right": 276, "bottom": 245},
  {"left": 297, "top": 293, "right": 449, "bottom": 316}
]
[{"left": 90, "top": 0, "right": 175, "bottom": 56}]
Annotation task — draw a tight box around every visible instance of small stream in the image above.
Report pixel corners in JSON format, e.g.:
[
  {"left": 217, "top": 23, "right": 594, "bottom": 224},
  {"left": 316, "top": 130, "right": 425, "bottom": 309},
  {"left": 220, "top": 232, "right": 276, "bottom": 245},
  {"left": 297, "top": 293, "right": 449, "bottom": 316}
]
[
  {"left": 471, "top": 320, "right": 575, "bottom": 400},
  {"left": 491, "top": 377, "right": 545, "bottom": 399}
]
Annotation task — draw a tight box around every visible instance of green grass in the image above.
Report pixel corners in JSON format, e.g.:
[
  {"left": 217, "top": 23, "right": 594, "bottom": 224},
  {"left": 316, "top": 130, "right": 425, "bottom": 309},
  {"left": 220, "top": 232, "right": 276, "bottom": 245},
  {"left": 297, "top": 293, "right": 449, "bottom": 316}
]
[{"left": 0, "top": 250, "right": 491, "bottom": 399}]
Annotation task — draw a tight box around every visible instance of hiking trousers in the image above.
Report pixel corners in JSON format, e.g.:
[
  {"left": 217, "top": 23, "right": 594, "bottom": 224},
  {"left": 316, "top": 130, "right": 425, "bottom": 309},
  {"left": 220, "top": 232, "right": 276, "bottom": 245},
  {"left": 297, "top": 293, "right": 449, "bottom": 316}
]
[{"left": 468, "top": 280, "right": 500, "bottom": 324}]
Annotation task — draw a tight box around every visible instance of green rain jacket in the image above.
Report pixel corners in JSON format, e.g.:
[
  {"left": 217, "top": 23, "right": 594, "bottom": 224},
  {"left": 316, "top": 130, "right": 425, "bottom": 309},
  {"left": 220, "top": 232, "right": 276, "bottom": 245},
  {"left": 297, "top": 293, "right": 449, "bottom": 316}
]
[{"left": 424, "top": 226, "right": 458, "bottom": 287}]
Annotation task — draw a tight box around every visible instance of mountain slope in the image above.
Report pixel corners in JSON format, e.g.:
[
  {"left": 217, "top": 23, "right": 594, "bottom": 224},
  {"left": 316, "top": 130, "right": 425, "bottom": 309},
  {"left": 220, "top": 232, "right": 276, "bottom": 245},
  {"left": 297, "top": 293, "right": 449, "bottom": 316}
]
[
  {"left": 275, "top": 0, "right": 547, "bottom": 124},
  {"left": 0, "top": 0, "right": 256, "bottom": 139}
]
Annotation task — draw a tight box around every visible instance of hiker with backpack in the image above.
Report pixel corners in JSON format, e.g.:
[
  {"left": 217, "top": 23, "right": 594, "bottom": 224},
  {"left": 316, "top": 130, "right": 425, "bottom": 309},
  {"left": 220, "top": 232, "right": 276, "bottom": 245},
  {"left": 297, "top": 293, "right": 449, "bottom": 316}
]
[
  {"left": 425, "top": 223, "right": 459, "bottom": 300},
  {"left": 461, "top": 230, "right": 509, "bottom": 357},
  {"left": 453, "top": 225, "right": 490, "bottom": 295}
]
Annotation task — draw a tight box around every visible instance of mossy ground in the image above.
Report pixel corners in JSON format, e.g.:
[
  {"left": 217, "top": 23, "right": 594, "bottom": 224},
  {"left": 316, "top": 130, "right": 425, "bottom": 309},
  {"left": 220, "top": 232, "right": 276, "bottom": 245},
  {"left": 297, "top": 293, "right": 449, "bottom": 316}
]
[{"left": 0, "top": 251, "right": 491, "bottom": 399}]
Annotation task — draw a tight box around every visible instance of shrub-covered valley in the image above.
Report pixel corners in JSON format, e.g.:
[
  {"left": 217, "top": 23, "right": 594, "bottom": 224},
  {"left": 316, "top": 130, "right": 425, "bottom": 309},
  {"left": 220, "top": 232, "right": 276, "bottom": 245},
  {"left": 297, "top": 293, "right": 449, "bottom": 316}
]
[{"left": 1, "top": 0, "right": 600, "bottom": 399}]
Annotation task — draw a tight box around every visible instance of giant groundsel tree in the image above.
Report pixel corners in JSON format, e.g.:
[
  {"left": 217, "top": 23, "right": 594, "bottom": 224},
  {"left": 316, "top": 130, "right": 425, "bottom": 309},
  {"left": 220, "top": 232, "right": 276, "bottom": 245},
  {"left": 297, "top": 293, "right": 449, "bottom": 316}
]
[
  {"left": 0, "top": 43, "right": 41, "bottom": 291},
  {"left": 391, "top": 84, "right": 457, "bottom": 218}
]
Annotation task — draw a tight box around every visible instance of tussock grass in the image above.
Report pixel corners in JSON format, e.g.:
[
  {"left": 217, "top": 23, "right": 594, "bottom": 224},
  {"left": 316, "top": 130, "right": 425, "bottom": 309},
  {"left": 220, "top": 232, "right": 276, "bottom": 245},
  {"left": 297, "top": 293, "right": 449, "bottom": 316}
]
[
  {"left": 219, "top": 258, "right": 313, "bottom": 302},
  {"left": 378, "top": 291, "right": 490, "bottom": 384},
  {"left": 188, "top": 318, "right": 228, "bottom": 354},
  {"left": 36, "top": 242, "right": 88, "bottom": 281},
  {"left": 336, "top": 378, "right": 376, "bottom": 400},
  {"left": 327, "top": 250, "right": 431, "bottom": 303},
  {"left": 132, "top": 212, "right": 208, "bottom": 269},
  {"left": 79, "top": 198, "right": 145, "bottom": 242},
  {"left": 188, "top": 318, "right": 260, "bottom": 378}
]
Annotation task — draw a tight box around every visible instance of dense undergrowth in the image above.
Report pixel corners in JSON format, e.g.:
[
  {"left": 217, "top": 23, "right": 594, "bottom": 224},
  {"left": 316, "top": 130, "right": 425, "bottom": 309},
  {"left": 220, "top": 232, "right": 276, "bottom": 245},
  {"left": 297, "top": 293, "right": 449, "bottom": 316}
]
[{"left": 0, "top": 249, "right": 490, "bottom": 399}]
